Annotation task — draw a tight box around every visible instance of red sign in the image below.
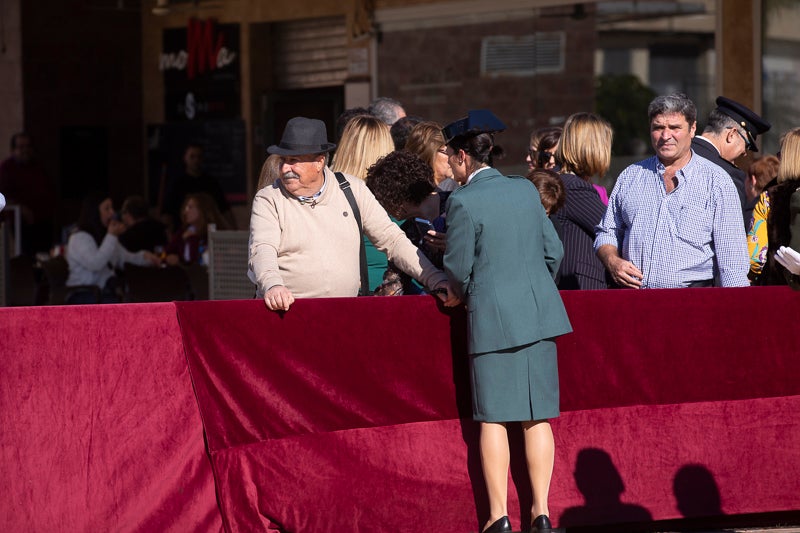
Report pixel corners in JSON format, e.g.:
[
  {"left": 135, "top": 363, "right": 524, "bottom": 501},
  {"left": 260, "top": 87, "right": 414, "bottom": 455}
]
[
  {"left": 161, "top": 18, "right": 240, "bottom": 120},
  {"left": 160, "top": 18, "right": 237, "bottom": 81}
]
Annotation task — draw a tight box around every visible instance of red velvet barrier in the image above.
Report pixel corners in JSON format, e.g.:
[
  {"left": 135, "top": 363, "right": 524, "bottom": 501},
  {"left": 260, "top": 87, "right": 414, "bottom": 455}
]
[
  {"left": 0, "top": 304, "right": 222, "bottom": 532},
  {"left": 174, "top": 287, "right": 800, "bottom": 532},
  {"left": 2, "top": 288, "right": 797, "bottom": 531}
]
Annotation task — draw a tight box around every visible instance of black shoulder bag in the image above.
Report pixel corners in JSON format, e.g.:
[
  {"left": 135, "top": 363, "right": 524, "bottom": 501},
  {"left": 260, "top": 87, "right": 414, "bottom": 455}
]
[{"left": 334, "top": 172, "right": 370, "bottom": 296}]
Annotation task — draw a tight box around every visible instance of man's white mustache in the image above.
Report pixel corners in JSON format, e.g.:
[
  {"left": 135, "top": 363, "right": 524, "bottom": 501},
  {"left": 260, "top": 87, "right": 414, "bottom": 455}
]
[{"left": 283, "top": 171, "right": 300, "bottom": 180}]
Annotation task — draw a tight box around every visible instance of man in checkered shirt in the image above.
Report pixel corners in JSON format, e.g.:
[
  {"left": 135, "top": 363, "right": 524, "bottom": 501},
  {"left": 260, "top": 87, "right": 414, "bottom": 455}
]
[{"left": 594, "top": 93, "right": 749, "bottom": 289}]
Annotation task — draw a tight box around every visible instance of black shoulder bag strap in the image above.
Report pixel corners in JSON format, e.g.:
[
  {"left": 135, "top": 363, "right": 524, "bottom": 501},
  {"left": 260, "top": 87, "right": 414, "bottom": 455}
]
[{"left": 334, "top": 172, "right": 370, "bottom": 296}]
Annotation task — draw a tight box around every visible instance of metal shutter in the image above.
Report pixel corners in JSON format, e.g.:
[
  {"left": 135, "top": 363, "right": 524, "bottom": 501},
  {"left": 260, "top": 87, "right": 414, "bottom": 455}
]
[{"left": 273, "top": 16, "right": 348, "bottom": 90}]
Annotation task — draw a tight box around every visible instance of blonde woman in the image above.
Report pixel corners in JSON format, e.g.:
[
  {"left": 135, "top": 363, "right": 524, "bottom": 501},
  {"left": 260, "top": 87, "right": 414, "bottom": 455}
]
[
  {"left": 330, "top": 114, "right": 396, "bottom": 291},
  {"left": 331, "top": 114, "right": 394, "bottom": 180},
  {"left": 404, "top": 121, "right": 459, "bottom": 192},
  {"left": 553, "top": 112, "right": 613, "bottom": 290}
]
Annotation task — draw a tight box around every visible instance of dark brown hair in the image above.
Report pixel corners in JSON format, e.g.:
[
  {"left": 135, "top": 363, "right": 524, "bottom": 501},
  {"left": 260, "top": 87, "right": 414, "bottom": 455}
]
[{"left": 527, "top": 168, "right": 565, "bottom": 215}]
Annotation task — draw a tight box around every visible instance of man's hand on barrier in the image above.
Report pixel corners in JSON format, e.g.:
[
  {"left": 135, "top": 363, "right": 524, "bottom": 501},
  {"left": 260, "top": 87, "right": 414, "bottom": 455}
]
[{"left": 264, "top": 285, "right": 295, "bottom": 311}]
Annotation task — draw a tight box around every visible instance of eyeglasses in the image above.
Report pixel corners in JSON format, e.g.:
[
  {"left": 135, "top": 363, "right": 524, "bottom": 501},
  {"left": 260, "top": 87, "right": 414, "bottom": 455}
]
[
  {"left": 729, "top": 127, "right": 754, "bottom": 151},
  {"left": 437, "top": 148, "right": 449, "bottom": 156}
]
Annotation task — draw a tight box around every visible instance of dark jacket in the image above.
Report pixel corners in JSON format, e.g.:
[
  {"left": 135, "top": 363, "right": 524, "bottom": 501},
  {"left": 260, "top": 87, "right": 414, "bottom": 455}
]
[
  {"left": 118, "top": 219, "right": 168, "bottom": 253},
  {"left": 691, "top": 136, "right": 747, "bottom": 226},
  {"left": 553, "top": 172, "right": 608, "bottom": 290}
]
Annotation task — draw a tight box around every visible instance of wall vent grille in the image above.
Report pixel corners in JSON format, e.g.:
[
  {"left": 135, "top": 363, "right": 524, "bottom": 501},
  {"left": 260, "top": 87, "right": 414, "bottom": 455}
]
[{"left": 481, "top": 32, "right": 565, "bottom": 77}]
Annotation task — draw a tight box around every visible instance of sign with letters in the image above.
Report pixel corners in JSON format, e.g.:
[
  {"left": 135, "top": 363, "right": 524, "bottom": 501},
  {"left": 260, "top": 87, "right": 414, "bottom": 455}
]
[{"left": 160, "top": 19, "right": 240, "bottom": 121}]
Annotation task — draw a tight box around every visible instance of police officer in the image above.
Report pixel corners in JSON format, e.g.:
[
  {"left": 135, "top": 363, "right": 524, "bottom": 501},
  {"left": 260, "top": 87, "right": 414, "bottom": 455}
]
[{"left": 691, "top": 96, "right": 771, "bottom": 226}]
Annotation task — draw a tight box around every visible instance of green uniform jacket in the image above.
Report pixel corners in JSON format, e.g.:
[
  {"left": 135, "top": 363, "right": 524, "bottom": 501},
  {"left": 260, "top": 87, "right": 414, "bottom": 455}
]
[{"left": 444, "top": 168, "right": 572, "bottom": 354}]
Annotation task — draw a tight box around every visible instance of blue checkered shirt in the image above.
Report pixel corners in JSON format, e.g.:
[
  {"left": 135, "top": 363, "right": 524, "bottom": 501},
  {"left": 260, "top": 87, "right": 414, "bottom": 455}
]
[{"left": 594, "top": 152, "right": 749, "bottom": 288}]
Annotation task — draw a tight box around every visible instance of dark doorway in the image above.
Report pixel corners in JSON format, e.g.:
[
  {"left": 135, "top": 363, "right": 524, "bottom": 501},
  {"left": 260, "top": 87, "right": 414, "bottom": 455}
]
[{"left": 60, "top": 127, "right": 109, "bottom": 199}]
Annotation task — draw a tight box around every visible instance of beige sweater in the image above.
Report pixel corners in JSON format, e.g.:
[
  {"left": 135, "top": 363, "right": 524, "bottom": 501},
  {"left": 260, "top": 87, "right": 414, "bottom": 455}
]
[{"left": 250, "top": 167, "right": 447, "bottom": 298}]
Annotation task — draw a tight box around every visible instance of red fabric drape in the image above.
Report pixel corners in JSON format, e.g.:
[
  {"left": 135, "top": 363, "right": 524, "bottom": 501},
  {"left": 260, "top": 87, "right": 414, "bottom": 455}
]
[
  {"left": 174, "top": 287, "right": 800, "bottom": 532},
  {"left": 3, "top": 286, "right": 798, "bottom": 531},
  {"left": 0, "top": 303, "right": 221, "bottom": 532}
]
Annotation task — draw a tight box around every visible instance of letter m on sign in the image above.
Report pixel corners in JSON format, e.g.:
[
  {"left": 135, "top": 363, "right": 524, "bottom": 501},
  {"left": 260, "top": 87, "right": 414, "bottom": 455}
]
[{"left": 187, "top": 18, "right": 223, "bottom": 80}]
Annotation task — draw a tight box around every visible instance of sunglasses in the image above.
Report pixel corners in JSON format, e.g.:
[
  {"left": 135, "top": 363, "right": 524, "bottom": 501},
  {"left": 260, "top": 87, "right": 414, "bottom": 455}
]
[{"left": 529, "top": 149, "right": 555, "bottom": 167}]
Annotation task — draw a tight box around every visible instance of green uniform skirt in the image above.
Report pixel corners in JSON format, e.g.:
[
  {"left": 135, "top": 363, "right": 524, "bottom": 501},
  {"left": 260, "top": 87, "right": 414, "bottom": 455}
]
[{"left": 469, "top": 338, "right": 559, "bottom": 422}]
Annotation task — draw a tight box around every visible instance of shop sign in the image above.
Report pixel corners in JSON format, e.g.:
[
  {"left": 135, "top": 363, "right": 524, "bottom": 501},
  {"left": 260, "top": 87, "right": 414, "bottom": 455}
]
[{"left": 160, "top": 18, "right": 240, "bottom": 121}]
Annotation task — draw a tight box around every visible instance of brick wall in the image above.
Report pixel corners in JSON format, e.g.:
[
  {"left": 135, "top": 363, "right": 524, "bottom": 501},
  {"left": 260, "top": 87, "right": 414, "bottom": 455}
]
[{"left": 377, "top": 11, "right": 597, "bottom": 174}]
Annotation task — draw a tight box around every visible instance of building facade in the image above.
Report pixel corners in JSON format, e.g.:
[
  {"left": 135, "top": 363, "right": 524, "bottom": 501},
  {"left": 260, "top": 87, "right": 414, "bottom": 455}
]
[{"left": 1, "top": 0, "right": 799, "bottom": 230}]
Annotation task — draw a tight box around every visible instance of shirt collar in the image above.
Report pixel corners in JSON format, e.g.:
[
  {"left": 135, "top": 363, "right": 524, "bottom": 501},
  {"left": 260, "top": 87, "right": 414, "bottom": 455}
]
[
  {"left": 694, "top": 135, "right": 721, "bottom": 156},
  {"left": 295, "top": 172, "right": 328, "bottom": 205},
  {"left": 466, "top": 166, "right": 491, "bottom": 184},
  {"left": 655, "top": 150, "right": 701, "bottom": 184}
]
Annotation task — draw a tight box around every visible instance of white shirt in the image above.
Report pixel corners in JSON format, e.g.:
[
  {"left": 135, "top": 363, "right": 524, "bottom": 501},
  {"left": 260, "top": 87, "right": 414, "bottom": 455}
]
[
  {"left": 66, "top": 231, "right": 149, "bottom": 288},
  {"left": 466, "top": 166, "right": 491, "bottom": 185}
]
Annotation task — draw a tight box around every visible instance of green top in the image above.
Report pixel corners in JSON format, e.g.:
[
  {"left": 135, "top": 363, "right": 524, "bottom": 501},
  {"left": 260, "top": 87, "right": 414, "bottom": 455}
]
[{"left": 365, "top": 216, "right": 403, "bottom": 292}]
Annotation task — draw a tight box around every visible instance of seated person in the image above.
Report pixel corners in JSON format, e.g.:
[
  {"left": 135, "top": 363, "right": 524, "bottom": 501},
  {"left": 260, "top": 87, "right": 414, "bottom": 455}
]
[
  {"left": 66, "top": 193, "right": 160, "bottom": 303},
  {"left": 118, "top": 195, "right": 168, "bottom": 253},
  {"left": 165, "top": 192, "right": 229, "bottom": 266},
  {"left": 162, "top": 143, "right": 236, "bottom": 233},
  {"left": 366, "top": 151, "right": 446, "bottom": 295}
]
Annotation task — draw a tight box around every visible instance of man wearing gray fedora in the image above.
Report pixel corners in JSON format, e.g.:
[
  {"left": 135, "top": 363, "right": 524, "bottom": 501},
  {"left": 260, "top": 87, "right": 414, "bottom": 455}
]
[{"left": 250, "top": 116, "right": 457, "bottom": 311}]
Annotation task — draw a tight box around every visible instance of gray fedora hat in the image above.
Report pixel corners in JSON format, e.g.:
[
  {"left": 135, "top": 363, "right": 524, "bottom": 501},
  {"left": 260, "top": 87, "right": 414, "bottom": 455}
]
[{"left": 267, "top": 117, "right": 336, "bottom": 155}]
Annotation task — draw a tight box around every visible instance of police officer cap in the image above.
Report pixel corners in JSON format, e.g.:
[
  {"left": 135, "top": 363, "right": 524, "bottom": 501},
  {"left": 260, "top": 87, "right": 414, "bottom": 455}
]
[
  {"left": 442, "top": 109, "right": 506, "bottom": 144},
  {"left": 715, "top": 96, "right": 771, "bottom": 152}
]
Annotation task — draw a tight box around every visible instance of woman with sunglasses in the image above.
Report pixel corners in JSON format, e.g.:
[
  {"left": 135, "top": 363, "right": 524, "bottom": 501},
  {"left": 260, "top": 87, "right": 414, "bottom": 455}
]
[{"left": 526, "top": 126, "right": 561, "bottom": 173}]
